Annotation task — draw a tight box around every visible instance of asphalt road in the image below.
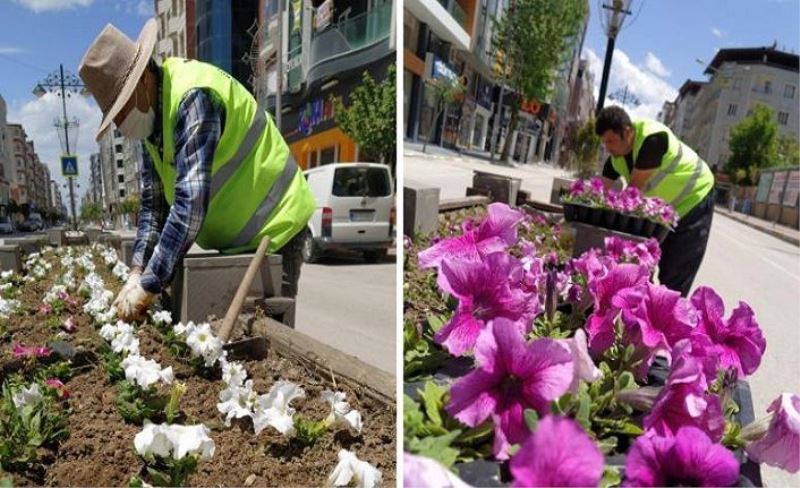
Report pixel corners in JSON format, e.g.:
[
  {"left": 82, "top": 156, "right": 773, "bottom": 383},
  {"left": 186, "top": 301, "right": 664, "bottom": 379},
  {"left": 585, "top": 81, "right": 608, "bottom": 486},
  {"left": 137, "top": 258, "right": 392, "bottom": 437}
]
[
  {"left": 295, "top": 251, "right": 397, "bottom": 375},
  {"left": 406, "top": 149, "right": 800, "bottom": 485}
]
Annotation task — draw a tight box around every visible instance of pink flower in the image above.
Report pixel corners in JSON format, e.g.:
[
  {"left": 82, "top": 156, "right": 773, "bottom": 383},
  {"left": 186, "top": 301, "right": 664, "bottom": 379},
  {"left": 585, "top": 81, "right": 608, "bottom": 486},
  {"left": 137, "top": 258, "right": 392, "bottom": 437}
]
[
  {"left": 446, "top": 319, "right": 574, "bottom": 459},
  {"left": 38, "top": 304, "right": 52, "bottom": 315},
  {"left": 45, "top": 378, "right": 70, "bottom": 399},
  {"left": 561, "top": 329, "right": 602, "bottom": 392},
  {"left": 418, "top": 203, "right": 524, "bottom": 270},
  {"left": 403, "top": 453, "right": 470, "bottom": 488},
  {"left": 434, "top": 254, "right": 537, "bottom": 356},
  {"left": 624, "top": 426, "right": 739, "bottom": 487},
  {"left": 745, "top": 393, "right": 800, "bottom": 473},
  {"left": 585, "top": 263, "right": 651, "bottom": 354},
  {"left": 691, "top": 287, "right": 766, "bottom": 378},
  {"left": 62, "top": 317, "right": 76, "bottom": 333},
  {"left": 13, "top": 343, "right": 51, "bottom": 359},
  {"left": 644, "top": 340, "right": 725, "bottom": 442},
  {"left": 510, "top": 415, "right": 604, "bottom": 487}
]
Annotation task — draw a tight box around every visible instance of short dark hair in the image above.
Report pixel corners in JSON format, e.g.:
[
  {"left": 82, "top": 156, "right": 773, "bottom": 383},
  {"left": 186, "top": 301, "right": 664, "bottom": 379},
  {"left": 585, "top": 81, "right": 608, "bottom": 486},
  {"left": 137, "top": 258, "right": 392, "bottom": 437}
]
[{"left": 595, "top": 106, "right": 632, "bottom": 137}]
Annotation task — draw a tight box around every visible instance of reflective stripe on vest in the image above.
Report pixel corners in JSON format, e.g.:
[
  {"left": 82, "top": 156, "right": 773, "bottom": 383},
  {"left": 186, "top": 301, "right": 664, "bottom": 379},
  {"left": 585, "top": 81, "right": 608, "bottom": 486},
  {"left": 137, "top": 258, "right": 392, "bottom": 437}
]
[
  {"left": 209, "top": 109, "right": 267, "bottom": 199},
  {"left": 670, "top": 157, "right": 706, "bottom": 207},
  {"left": 642, "top": 144, "right": 683, "bottom": 193},
  {"left": 229, "top": 154, "right": 299, "bottom": 248}
]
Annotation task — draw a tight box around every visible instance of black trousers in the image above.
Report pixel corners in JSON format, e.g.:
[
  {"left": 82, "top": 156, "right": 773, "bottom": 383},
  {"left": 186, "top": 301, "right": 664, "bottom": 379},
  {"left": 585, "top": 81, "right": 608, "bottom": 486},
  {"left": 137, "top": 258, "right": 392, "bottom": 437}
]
[
  {"left": 657, "top": 190, "right": 715, "bottom": 297},
  {"left": 278, "top": 230, "right": 305, "bottom": 298}
]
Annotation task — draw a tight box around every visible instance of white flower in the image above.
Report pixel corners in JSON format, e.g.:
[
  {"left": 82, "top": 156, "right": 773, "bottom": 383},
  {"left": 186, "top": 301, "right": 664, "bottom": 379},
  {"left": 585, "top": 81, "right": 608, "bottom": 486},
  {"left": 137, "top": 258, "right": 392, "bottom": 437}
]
[
  {"left": 173, "top": 321, "right": 196, "bottom": 338},
  {"left": 221, "top": 359, "right": 248, "bottom": 387},
  {"left": 1, "top": 270, "right": 14, "bottom": 280},
  {"left": 217, "top": 379, "right": 256, "bottom": 425},
  {"left": 12, "top": 383, "right": 44, "bottom": 408},
  {"left": 322, "top": 390, "right": 363, "bottom": 434},
  {"left": 134, "top": 421, "right": 173, "bottom": 459},
  {"left": 0, "top": 297, "right": 20, "bottom": 318},
  {"left": 112, "top": 331, "right": 140, "bottom": 355},
  {"left": 122, "top": 354, "right": 174, "bottom": 389},
  {"left": 112, "top": 261, "right": 129, "bottom": 281},
  {"left": 326, "top": 449, "right": 382, "bottom": 487},
  {"left": 151, "top": 310, "right": 172, "bottom": 326},
  {"left": 185, "top": 322, "right": 224, "bottom": 367},
  {"left": 252, "top": 381, "right": 305, "bottom": 436},
  {"left": 166, "top": 424, "right": 216, "bottom": 461}
]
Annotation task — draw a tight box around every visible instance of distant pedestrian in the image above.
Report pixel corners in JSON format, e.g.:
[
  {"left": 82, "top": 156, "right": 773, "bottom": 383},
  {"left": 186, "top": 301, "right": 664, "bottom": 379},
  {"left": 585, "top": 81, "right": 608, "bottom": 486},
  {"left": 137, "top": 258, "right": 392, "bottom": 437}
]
[
  {"left": 79, "top": 19, "right": 315, "bottom": 321},
  {"left": 595, "top": 106, "right": 716, "bottom": 296}
]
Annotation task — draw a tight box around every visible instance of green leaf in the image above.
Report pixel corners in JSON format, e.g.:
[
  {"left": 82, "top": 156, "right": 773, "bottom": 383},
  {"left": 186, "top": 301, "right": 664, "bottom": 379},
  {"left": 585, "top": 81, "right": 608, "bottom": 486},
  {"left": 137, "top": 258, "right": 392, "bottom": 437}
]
[
  {"left": 420, "top": 381, "right": 448, "bottom": 428},
  {"left": 408, "top": 430, "right": 462, "bottom": 468},
  {"left": 597, "top": 436, "right": 618, "bottom": 454},
  {"left": 600, "top": 466, "right": 622, "bottom": 488},
  {"left": 455, "top": 421, "right": 493, "bottom": 446},
  {"left": 523, "top": 409, "right": 539, "bottom": 432},
  {"left": 575, "top": 388, "right": 592, "bottom": 431},
  {"left": 426, "top": 314, "right": 447, "bottom": 333},
  {"left": 616, "top": 371, "right": 635, "bottom": 391},
  {"left": 403, "top": 395, "right": 426, "bottom": 437}
]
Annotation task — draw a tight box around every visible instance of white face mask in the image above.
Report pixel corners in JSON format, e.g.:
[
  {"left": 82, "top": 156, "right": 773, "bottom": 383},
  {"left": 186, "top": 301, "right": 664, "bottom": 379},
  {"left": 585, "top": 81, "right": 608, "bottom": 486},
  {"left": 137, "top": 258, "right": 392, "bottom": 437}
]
[
  {"left": 118, "top": 86, "right": 155, "bottom": 140},
  {"left": 118, "top": 106, "right": 155, "bottom": 140}
]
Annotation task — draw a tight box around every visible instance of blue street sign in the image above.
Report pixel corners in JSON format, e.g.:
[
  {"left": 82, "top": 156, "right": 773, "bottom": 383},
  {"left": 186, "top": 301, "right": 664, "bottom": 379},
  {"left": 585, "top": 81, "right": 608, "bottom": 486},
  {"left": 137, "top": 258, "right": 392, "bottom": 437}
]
[{"left": 61, "top": 155, "right": 78, "bottom": 177}]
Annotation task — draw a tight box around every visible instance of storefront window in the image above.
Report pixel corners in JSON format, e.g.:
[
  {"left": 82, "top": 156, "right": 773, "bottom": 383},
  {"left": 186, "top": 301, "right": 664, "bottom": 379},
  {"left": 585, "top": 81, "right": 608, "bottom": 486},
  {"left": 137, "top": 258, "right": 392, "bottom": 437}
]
[{"left": 320, "top": 145, "right": 337, "bottom": 165}]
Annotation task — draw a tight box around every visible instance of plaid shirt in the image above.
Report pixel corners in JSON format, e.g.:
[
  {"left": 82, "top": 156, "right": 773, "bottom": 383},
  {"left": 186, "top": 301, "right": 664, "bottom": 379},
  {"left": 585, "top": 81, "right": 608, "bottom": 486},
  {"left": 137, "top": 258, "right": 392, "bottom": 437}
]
[{"left": 132, "top": 85, "right": 225, "bottom": 294}]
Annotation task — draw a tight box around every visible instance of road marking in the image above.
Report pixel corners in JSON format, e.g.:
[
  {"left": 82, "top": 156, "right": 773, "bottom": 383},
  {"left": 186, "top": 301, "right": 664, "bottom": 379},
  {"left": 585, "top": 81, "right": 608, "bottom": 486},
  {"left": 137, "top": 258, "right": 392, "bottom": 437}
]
[{"left": 714, "top": 226, "right": 800, "bottom": 282}]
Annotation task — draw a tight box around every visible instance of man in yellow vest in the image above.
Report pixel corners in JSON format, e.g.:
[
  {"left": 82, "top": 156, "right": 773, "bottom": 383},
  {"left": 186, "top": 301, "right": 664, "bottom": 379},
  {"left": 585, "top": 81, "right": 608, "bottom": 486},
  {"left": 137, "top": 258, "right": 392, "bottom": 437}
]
[
  {"left": 79, "top": 19, "right": 316, "bottom": 321},
  {"left": 595, "top": 106, "right": 716, "bottom": 296}
]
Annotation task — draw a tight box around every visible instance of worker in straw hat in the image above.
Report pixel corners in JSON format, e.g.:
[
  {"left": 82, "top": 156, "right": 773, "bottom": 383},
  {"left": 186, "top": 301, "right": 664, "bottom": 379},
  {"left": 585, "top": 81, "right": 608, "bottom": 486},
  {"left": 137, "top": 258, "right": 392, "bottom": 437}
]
[{"left": 79, "top": 19, "right": 315, "bottom": 322}]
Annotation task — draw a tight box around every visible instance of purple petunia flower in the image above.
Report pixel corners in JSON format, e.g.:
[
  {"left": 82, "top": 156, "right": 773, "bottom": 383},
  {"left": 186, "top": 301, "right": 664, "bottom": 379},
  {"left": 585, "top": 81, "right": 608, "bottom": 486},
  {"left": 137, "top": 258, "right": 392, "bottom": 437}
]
[
  {"left": 13, "top": 343, "right": 52, "bottom": 359},
  {"left": 643, "top": 340, "right": 725, "bottom": 442},
  {"left": 745, "top": 393, "right": 800, "bottom": 473},
  {"left": 418, "top": 203, "right": 524, "bottom": 270},
  {"left": 403, "top": 453, "right": 471, "bottom": 488},
  {"left": 585, "top": 263, "right": 651, "bottom": 354},
  {"left": 691, "top": 287, "right": 766, "bottom": 378},
  {"left": 613, "top": 283, "right": 698, "bottom": 378},
  {"left": 603, "top": 236, "right": 662, "bottom": 270},
  {"left": 624, "top": 426, "right": 739, "bottom": 487},
  {"left": 510, "top": 415, "right": 604, "bottom": 487},
  {"left": 446, "top": 319, "right": 574, "bottom": 459},
  {"left": 434, "top": 253, "right": 536, "bottom": 356}
]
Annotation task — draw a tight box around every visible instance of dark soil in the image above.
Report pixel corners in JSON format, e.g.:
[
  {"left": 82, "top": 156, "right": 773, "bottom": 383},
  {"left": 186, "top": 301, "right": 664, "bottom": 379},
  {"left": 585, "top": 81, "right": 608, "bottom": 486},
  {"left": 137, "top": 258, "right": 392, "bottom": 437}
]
[{"left": 2, "top": 247, "right": 396, "bottom": 487}]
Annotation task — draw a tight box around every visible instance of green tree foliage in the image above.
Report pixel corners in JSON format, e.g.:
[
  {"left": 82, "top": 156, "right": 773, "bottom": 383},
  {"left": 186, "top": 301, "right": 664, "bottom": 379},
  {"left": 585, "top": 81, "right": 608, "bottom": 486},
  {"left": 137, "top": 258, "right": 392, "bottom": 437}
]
[
  {"left": 80, "top": 201, "right": 103, "bottom": 224},
  {"left": 564, "top": 118, "right": 602, "bottom": 178},
  {"left": 420, "top": 76, "right": 466, "bottom": 154},
  {"left": 726, "top": 104, "right": 779, "bottom": 185},
  {"left": 332, "top": 64, "right": 397, "bottom": 170},
  {"left": 492, "top": 0, "right": 586, "bottom": 161},
  {"left": 777, "top": 135, "right": 800, "bottom": 167}
]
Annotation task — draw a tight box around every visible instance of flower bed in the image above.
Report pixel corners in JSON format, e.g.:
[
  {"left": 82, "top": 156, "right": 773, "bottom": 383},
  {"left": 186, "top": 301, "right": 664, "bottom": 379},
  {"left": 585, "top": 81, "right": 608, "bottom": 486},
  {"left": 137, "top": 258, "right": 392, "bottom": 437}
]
[
  {"left": 561, "top": 177, "right": 678, "bottom": 241},
  {"left": 403, "top": 203, "right": 798, "bottom": 487},
  {"left": 1, "top": 245, "right": 395, "bottom": 487}
]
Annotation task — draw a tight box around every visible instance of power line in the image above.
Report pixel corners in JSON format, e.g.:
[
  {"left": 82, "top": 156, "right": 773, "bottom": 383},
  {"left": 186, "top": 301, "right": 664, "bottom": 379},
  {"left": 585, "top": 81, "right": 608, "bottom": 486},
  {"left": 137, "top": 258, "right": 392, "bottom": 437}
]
[{"left": 0, "top": 51, "right": 49, "bottom": 74}]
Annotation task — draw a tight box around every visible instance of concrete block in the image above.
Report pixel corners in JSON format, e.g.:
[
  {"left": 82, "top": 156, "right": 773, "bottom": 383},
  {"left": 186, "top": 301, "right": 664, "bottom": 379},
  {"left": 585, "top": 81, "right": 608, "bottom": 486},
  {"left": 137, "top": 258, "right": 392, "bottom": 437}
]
[
  {"left": 2, "top": 237, "right": 48, "bottom": 255},
  {"left": 404, "top": 180, "right": 441, "bottom": 238},
  {"left": 0, "top": 245, "right": 22, "bottom": 272},
  {"left": 84, "top": 228, "right": 102, "bottom": 243},
  {"left": 439, "top": 195, "right": 491, "bottom": 211},
  {"left": 48, "top": 229, "right": 66, "bottom": 247},
  {"left": 571, "top": 221, "right": 646, "bottom": 257},
  {"left": 120, "top": 240, "right": 136, "bottom": 266},
  {"left": 472, "top": 171, "right": 521, "bottom": 206},
  {"left": 170, "top": 252, "right": 283, "bottom": 324},
  {"left": 550, "top": 177, "right": 576, "bottom": 205}
]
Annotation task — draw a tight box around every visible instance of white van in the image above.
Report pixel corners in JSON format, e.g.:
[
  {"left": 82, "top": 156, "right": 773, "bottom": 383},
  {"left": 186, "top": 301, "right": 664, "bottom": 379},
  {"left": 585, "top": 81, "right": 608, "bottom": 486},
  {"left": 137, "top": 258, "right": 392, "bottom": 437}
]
[{"left": 302, "top": 163, "right": 395, "bottom": 263}]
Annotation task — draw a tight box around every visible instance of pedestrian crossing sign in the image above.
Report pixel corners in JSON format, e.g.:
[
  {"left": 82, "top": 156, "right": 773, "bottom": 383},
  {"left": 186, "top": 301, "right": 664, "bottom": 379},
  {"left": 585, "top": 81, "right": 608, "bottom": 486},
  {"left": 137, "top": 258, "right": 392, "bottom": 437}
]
[{"left": 61, "top": 155, "right": 78, "bottom": 177}]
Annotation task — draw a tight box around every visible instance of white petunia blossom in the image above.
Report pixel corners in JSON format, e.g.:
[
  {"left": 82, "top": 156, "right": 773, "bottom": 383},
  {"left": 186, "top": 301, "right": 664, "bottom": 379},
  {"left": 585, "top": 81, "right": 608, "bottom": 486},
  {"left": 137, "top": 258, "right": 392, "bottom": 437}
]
[
  {"left": 1, "top": 270, "right": 14, "bottom": 280},
  {"left": 112, "top": 261, "right": 130, "bottom": 281},
  {"left": 0, "top": 297, "right": 20, "bottom": 318},
  {"left": 151, "top": 310, "right": 173, "bottom": 326},
  {"left": 166, "top": 423, "right": 216, "bottom": 461},
  {"left": 326, "top": 449, "right": 382, "bottom": 487},
  {"left": 252, "top": 381, "right": 305, "bottom": 437},
  {"left": 134, "top": 421, "right": 173, "bottom": 459},
  {"left": 220, "top": 359, "right": 248, "bottom": 387},
  {"left": 217, "top": 379, "right": 256, "bottom": 425},
  {"left": 100, "top": 320, "right": 140, "bottom": 356},
  {"left": 122, "top": 354, "right": 174, "bottom": 389},
  {"left": 173, "top": 321, "right": 196, "bottom": 338},
  {"left": 12, "top": 383, "right": 44, "bottom": 408},
  {"left": 185, "top": 322, "right": 224, "bottom": 367},
  {"left": 322, "top": 390, "right": 363, "bottom": 434}
]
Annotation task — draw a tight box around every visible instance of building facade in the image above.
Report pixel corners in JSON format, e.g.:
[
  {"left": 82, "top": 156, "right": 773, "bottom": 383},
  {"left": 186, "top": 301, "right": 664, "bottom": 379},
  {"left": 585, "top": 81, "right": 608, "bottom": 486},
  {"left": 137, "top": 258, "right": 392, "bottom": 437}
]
[
  {"left": 154, "top": 0, "right": 197, "bottom": 60},
  {"left": 196, "top": 0, "right": 259, "bottom": 89},
  {"left": 684, "top": 47, "right": 799, "bottom": 170},
  {"left": 0, "top": 96, "right": 11, "bottom": 211}
]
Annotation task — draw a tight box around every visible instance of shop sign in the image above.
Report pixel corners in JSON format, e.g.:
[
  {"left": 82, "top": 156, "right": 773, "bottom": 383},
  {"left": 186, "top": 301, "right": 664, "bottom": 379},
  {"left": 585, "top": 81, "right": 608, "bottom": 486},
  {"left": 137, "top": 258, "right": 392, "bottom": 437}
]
[{"left": 298, "top": 97, "right": 337, "bottom": 136}]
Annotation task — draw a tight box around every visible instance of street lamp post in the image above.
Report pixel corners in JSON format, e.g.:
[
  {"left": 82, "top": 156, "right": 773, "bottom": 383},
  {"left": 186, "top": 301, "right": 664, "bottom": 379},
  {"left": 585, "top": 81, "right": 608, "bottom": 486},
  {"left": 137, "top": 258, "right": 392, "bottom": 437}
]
[
  {"left": 33, "top": 64, "right": 87, "bottom": 231},
  {"left": 596, "top": 0, "right": 632, "bottom": 114}
]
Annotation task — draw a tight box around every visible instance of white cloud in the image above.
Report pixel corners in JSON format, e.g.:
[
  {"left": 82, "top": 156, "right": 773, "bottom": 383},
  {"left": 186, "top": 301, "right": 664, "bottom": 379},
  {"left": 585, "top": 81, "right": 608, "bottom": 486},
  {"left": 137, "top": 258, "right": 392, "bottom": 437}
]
[
  {"left": 12, "top": 0, "right": 93, "bottom": 13},
  {"left": 643, "top": 52, "right": 671, "bottom": 78},
  {"left": 712, "top": 27, "right": 724, "bottom": 39},
  {"left": 136, "top": 0, "right": 152, "bottom": 17},
  {"left": 0, "top": 46, "right": 23, "bottom": 54},
  {"left": 585, "top": 47, "right": 678, "bottom": 121},
  {"left": 7, "top": 92, "right": 102, "bottom": 210}
]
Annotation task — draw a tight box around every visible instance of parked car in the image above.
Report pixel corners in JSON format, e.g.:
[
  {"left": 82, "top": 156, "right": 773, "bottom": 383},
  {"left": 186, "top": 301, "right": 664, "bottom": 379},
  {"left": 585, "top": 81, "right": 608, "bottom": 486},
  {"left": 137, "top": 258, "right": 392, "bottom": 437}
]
[
  {"left": 18, "top": 212, "right": 44, "bottom": 232},
  {"left": 302, "top": 162, "right": 395, "bottom": 263},
  {"left": 0, "top": 216, "right": 13, "bottom": 234}
]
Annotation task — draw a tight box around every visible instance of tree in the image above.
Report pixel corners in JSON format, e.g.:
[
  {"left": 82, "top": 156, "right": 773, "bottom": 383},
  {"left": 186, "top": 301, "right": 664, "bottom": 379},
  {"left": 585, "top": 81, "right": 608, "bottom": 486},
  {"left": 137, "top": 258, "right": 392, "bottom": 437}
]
[
  {"left": 492, "top": 0, "right": 586, "bottom": 162},
  {"left": 331, "top": 64, "right": 397, "bottom": 171},
  {"left": 420, "top": 76, "right": 466, "bottom": 154},
  {"left": 725, "top": 104, "right": 779, "bottom": 185},
  {"left": 119, "top": 196, "right": 140, "bottom": 227},
  {"left": 80, "top": 201, "right": 103, "bottom": 224},
  {"left": 777, "top": 135, "right": 800, "bottom": 167},
  {"left": 565, "top": 118, "right": 602, "bottom": 178}
]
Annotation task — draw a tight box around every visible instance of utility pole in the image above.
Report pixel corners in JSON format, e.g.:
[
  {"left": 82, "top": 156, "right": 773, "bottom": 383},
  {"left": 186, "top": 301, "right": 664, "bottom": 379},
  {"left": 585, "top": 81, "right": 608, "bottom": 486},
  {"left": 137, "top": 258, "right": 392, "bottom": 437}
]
[
  {"left": 33, "top": 64, "right": 87, "bottom": 231},
  {"left": 489, "top": 0, "right": 513, "bottom": 163},
  {"left": 596, "top": 0, "right": 632, "bottom": 114},
  {"left": 275, "top": 0, "right": 284, "bottom": 131}
]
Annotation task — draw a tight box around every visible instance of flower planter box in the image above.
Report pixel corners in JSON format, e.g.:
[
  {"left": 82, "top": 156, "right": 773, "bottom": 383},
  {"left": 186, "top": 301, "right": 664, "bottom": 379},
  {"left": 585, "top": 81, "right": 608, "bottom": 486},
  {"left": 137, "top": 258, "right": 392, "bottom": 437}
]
[
  {"left": 570, "top": 221, "right": 647, "bottom": 257},
  {"left": 0, "top": 244, "right": 22, "bottom": 272},
  {"left": 405, "top": 181, "right": 442, "bottom": 238},
  {"left": 472, "top": 171, "right": 522, "bottom": 207}
]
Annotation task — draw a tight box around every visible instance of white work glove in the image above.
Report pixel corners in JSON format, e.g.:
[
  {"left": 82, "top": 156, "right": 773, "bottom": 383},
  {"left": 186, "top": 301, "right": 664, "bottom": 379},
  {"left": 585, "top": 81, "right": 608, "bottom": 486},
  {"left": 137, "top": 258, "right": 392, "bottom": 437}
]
[
  {"left": 116, "top": 283, "right": 156, "bottom": 323},
  {"left": 112, "top": 270, "right": 141, "bottom": 309}
]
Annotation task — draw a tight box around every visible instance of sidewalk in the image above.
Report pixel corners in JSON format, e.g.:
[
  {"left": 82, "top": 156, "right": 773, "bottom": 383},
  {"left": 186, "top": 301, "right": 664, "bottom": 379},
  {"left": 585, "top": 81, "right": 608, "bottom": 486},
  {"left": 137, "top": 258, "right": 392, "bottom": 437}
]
[{"left": 714, "top": 206, "right": 800, "bottom": 246}]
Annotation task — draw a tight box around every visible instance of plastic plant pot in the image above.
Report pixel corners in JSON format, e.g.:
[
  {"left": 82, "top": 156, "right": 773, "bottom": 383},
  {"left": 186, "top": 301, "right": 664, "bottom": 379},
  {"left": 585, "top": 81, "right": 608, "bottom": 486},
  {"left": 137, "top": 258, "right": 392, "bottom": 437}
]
[
  {"left": 588, "top": 206, "right": 603, "bottom": 226},
  {"left": 615, "top": 214, "right": 631, "bottom": 233},
  {"left": 563, "top": 203, "right": 577, "bottom": 222},
  {"left": 628, "top": 217, "right": 645, "bottom": 236},
  {"left": 576, "top": 204, "right": 590, "bottom": 223},
  {"left": 643, "top": 219, "right": 658, "bottom": 238},
  {"left": 602, "top": 209, "right": 618, "bottom": 230},
  {"left": 654, "top": 224, "right": 671, "bottom": 243}
]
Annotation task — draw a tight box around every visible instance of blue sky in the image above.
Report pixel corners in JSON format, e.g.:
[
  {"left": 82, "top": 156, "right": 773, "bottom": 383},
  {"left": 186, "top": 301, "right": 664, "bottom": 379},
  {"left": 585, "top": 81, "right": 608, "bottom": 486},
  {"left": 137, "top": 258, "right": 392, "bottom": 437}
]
[
  {"left": 582, "top": 0, "right": 800, "bottom": 119},
  {"left": 0, "top": 0, "right": 153, "bottom": 197}
]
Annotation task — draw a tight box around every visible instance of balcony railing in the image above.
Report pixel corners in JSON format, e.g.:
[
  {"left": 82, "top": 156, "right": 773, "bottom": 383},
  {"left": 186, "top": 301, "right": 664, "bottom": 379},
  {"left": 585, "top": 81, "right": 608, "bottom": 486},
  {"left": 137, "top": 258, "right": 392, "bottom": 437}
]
[
  {"left": 309, "top": 1, "right": 392, "bottom": 69},
  {"left": 435, "top": 0, "right": 467, "bottom": 30}
]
